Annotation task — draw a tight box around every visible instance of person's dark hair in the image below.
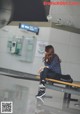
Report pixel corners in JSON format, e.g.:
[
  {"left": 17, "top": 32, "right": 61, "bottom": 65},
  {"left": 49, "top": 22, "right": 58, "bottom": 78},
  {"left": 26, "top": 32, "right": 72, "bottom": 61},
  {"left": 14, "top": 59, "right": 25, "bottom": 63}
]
[
  {"left": 45, "top": 45, "right": 54, "bottom": 52},
  {"left": 43, "top": 45, "right": 61, "bottom": 63}
]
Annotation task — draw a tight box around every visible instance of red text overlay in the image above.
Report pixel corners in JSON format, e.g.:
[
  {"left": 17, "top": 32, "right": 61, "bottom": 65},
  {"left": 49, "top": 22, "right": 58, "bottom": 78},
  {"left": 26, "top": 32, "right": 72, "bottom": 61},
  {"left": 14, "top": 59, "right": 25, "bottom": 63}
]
[{"left": 43, "top": 1, "right": 80, "bottom": 6}]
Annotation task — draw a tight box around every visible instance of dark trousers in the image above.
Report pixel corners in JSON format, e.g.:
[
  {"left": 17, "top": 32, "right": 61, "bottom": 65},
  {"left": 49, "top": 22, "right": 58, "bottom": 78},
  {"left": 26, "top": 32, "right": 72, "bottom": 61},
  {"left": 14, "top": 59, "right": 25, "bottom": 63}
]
[{"left": 40, "top": 68, "right": 73, "bottom": 85}]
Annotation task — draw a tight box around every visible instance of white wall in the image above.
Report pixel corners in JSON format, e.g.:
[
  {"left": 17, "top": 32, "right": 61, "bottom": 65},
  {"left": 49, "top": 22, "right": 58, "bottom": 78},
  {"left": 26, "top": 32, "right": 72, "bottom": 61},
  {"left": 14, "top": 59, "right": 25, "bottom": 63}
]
[
  {"left": 49, "top": 28, "right": 80, "bottom": 81},
  {"left": 0, "top": 25, "right": 51, "bottom": 75}
]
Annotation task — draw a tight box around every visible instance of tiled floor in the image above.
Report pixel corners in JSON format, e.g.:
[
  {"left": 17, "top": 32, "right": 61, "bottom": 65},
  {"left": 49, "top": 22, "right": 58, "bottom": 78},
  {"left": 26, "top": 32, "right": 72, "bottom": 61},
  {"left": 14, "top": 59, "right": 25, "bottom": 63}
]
[{"left": 0, "top": 74, "right": 80, "bottom": 114}]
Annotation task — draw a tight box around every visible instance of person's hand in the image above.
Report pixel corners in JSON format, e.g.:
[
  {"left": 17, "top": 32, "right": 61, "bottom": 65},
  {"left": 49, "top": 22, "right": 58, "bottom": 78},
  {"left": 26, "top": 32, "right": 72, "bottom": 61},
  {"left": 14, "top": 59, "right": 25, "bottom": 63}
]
[
  {"left": 38, "top": 66, "right": 49, "bottom": 74},
  {"left": 38, "top": 67, "right": 44, "bottom": 74},
  {"left": 45, "top": 66, "right": 49, "bottom": 68}
]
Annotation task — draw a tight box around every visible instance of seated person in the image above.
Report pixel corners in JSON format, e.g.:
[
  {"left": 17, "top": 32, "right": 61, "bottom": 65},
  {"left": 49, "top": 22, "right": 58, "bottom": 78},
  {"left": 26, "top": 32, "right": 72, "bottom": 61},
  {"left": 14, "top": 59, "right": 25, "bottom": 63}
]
[{"left": 36, "top": 45, "right": 73, "bottom": 99}]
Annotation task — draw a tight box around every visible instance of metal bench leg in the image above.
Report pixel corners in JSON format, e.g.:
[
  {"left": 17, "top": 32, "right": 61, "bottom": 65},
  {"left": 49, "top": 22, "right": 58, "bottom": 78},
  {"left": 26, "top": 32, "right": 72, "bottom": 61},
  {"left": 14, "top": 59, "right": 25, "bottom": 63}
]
[
  {"left": 63, "top": 85, "right": 71, "bottom": 109},
  {"left": 63, "top": 92, "right": 71, "bottom": 108}
]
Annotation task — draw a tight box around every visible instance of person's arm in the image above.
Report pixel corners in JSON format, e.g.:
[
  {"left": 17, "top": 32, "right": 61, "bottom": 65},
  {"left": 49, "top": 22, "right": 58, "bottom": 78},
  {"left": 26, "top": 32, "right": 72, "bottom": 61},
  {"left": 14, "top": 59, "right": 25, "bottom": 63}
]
[
  {"left": 48, "top": 56, "right": 59, "bottom": 70},
  {"left": 38, "top": 56, "right": 59, "bottom": 73}
]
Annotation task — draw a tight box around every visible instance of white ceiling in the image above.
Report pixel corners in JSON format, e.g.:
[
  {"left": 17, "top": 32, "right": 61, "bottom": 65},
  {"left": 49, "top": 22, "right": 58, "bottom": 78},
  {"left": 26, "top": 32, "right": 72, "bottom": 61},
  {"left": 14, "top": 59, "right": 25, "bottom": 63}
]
[{"left": 48, "top": 0, "right": 80, "bottom": 28}]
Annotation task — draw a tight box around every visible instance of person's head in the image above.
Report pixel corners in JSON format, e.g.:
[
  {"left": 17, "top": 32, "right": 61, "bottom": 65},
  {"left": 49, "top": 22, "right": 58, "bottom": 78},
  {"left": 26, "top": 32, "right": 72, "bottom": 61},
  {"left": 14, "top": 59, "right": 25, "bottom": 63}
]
[
  {"left": 45, "top": 45, "right": 54, "bottom": 55},
  {"left": 43, "top": 45, "right": 61, "bottom": 63},
  {"left": 43, "top": 45, "right": 54, "bottom": 63}
]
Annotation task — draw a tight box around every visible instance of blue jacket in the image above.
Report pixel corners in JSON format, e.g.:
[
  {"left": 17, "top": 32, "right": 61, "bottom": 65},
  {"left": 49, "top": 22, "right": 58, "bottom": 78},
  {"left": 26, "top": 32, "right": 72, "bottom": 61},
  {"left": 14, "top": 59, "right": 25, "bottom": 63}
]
[{"left": 44, "top": 55, "right": 61, "bottom": 74}]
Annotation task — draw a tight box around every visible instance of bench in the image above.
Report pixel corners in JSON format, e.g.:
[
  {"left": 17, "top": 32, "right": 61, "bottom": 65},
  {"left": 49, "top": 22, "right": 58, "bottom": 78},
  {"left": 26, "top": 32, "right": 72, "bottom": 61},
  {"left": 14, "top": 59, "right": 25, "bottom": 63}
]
[{"left": 36, "top": 76, "right": 80, "bottom": 108}]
